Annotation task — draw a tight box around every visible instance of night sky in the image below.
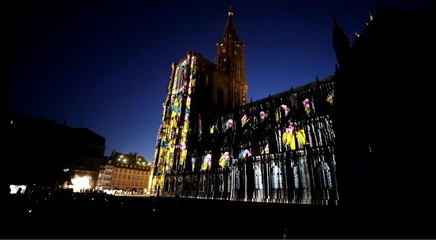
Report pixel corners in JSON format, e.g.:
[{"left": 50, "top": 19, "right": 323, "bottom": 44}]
[{"left": 7, "top": 0, "right": 430, "bottom": 162}]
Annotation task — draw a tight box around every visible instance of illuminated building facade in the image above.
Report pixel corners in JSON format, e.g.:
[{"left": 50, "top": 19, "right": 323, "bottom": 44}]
[
  {"left": 149, "top": 8, "right": 339, "bottom": 204},
  {"left": 154, "top": 76, "right": 338, "bottom": 204},
  {"left": 96, "top": 151, "right": 150, "bottom": 193},
  {"left": 150, "top": 8, "right": 248, "bottom": 191},
  {"left": 96, "top": 163, "right": 113, "bottom": 190}
]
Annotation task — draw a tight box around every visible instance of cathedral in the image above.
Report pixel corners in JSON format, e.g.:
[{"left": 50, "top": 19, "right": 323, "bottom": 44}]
[{"left": 149, "top": 8, "right": 339, "bottom": 205}]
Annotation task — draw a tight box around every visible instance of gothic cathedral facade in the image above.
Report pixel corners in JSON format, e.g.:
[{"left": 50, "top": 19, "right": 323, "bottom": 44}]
[{"left": 149, "top": 8, "right": 339, "bottom": 205}]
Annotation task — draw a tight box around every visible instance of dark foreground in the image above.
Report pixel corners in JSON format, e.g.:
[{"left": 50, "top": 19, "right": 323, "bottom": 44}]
[{"left": 2, "top": 191, "right": 431, "bottom": 238}]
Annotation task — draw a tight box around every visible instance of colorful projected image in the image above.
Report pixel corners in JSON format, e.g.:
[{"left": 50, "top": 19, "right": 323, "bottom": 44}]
[
  {"left": 239, "top": 149, "right": 252, "bottom": 159},
  {"left": 225, "top": 118, "right": 234, "bottom": 131},
  {"left": 149, "top": 56, "right": 338, "bottom": 204},
  {"left": 303, "top": 98, "right": 311, "bottom": 117},
  {"left": 191, "top": 157, "right": 196, "bottom": 171},
  {"left": 219, "top": 151, "right": 231, "bottom": 168},
  {"left": 327, "top": 91, "right": 334, "bottom": 105},
  {"left": 222, "top": 118, "right": 234, "bottom": 147},
  {"left": 282, "top": 122, "right": 307, "bottom": 151},
  {"left": 261, "top": 143, "right": 269, "bottom": 154},
  {"left": 152, "top": 54, "right": 198, "bottom": 187},
  {"left": 259, "top": 110, "right": 266, "bottom": 121},
  {"left": 201, "top": 153, "right": 212, "bottom": 171},
  {"left": 241, "top": 114, "right": 249, "bottom": 128}
]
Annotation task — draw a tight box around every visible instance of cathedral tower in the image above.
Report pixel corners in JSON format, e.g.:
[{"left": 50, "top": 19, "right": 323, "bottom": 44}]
[
  {"left": 149, "top": 8, "right": 247, "bottom": 192},
  {"left": 216, "top": 7, "right": 247, "bottom": 109}
]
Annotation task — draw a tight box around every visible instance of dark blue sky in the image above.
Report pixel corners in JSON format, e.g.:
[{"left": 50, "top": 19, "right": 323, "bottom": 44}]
[{"left": 7, "top": 0, "right": 430, "bottom": 162}]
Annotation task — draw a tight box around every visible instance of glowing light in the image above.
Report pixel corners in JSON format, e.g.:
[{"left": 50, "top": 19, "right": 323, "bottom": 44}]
[
  {"left": 63, "top": 168, "right": 69, "bottom": 172},
  {"left": 9, "top": 185, "right": 27, "bottom": 194},
  {"left": 103, "top": 189, "right": 116, "bottom": 195},
  {"left": 70, "top": 175, "right": 91, "bottom": 192}
]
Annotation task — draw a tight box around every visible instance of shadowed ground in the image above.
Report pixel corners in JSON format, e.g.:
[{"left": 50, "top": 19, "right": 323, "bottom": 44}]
[{"left": 2, "top": 191, "right": 430, "bottom": 238}]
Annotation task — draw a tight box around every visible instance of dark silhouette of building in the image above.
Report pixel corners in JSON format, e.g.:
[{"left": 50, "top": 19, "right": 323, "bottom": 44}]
[
  {"left": 332, "top": 6, "right": 431, "bottom": 210},
  {"left": 216, "top": 7, "right": 247, "bottom": 109},
  {"left": 330, "top": 7, "right": 432, "bottom": 237},
  {"left": 4, "top": 113, "right": 105, "bottom": 190}
]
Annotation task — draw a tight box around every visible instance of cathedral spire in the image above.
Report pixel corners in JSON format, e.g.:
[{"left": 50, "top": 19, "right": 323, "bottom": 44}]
[
  {"left": 224, "top": 6, "right": 239, "bottom": 42},
  {"left": 216, "top": 7, "right": 247, "bottom": 109}
]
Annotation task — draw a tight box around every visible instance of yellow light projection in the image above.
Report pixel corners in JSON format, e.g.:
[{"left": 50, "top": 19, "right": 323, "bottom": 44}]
[
  {"left": 178, "top": 55, "right": 196, "bottom": 167},
  {"left": 153, "top": 54, "right": 197, "bottom": 185},
  {"left": 282, "top": 122, "right": 308, "bottom": 150}
]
